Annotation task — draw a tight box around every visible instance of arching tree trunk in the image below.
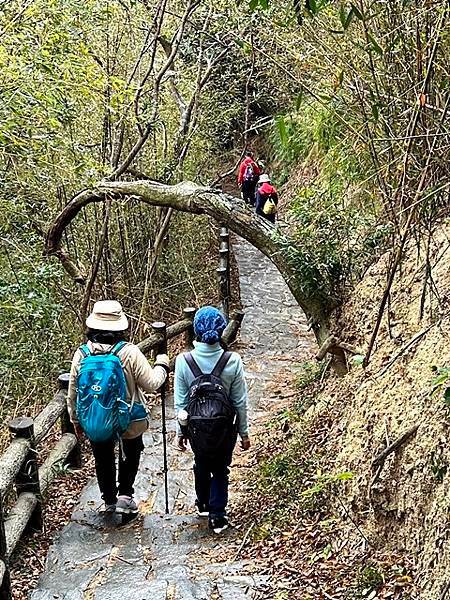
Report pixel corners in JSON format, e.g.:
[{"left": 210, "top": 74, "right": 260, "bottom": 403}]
[{"left": 45, "top": 180, "right": 338, "bottom": 346}]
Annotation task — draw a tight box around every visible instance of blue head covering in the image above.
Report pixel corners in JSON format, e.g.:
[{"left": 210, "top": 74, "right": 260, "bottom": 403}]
[{"left": 193, "top": 306, "right": 227, "bottom": 344}]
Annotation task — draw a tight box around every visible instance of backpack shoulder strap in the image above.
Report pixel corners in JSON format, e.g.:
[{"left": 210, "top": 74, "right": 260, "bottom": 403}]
[
  {"left": 79, "top": 344, "right": 90, "bottom": 358},
  {"left": 211, "top": 351, "right": 232, "bottom": 378},
  {"left": 184, "top": 353, "right": 203, "bottom": 378},
  {"left": 110, "top": 341, "right": 128, "bottom": 356}
]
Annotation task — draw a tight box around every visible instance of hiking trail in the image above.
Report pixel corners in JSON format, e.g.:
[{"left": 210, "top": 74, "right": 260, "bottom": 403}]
[{"left": 31, "top": 238, "right": 313, "bottom": 600}]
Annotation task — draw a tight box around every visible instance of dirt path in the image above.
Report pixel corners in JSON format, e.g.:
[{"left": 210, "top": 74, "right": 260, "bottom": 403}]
[{"left": 31, "top": 238, "right": 313, "bottom": 600}]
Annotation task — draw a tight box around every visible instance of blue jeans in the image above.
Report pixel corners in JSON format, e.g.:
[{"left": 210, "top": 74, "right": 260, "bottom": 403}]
[{"left": 193, "top": 451, "right": 233, "bottom": 517}]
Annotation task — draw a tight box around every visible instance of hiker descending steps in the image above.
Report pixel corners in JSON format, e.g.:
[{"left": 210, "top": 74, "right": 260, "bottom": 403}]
[
  {"left": 174, "top": 306, "right": 250, "bottom": 534},
  {"left": 67, "top": 300, "right": 169, "bottom": 515}
]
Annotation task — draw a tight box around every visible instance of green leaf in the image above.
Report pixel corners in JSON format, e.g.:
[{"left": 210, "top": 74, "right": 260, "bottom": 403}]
[
  {"left": 371, "top": 103, "right": 379, "bottom": 121},
  {"left": 339, "top": 4, "right": 354, "bottom": 30},
  {"left": 301, "top": 483, "right": 323, "bottom": 497},
  {"left": 368, "top": 33, "right": 384, "bottom": 55},
  {"left": 351, "top": 3, "right": 364, "bottom": 19},
  {"left": 339, "top": 4, "right": 347, "bottom": 28},
  {"left": 306, "top": 0, "right": 318, "bottom": 15},
  {"left": 344, "top": 7, "right": 355, "bottom": 29},
  {"left": 249, "top": 0, "right": 269, "bottom": 9},
  {"left": 444, "top": 387, "right": 450, "bottom": 405},
  {"left": 432, "top": 370, "right": 450, "bottom": 387},
  {"left": 351, "top": 354, "right": 365, "bottom": 366},
  {"left": 295, "top": 88, "right": 304, "bottom": 110},
  {"left": 276, "top": 115, "right": 289, "bottom": 148},
  {"left": 335, "top": 471, "right": 353, "bottom": 480}
]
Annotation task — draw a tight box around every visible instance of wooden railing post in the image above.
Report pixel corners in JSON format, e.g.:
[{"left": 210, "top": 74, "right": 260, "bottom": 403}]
[
  {"left": 217, "top": 266, "right": 229, "bottom": 318},
  {"left": 151, "top": 322, "right": 169, "bottom": 514},
  {"left": 0, "top": 495, "right": 11, "bottom": 600},
  {"left": 58, "top": 373, "right": 82, "bottom": 469},
  {"left": 152, "top": 321, "right": 168, "bottom": 358},
  {"left": 8, "top": 417, "right": 42, "bottom": 532},
  {"left": 183, "top": 307, "right": 196, "bottom": 349},
  {"left": 219, "top": 230, "right": 229, "bottom": 250},
  {"left": 219, "top": 227, "right": 231, "bottom": 306}
]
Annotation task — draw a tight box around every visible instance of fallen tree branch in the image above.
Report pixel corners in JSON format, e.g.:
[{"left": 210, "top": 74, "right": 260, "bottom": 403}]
[
  {"left": 45, "top": 179, "right": 336, "bottom": 343},
  {"left": 371, "top": 425, "right": 419, "bottom": 468},
  {"left": 377, "top": 322, "right": 435, "bottom": 377},
  {"left": 316, "top": 336, "right": 338, "bottom": 360},
  {"left": 315, "top": 336, "right": 361, "bottom": 360}
]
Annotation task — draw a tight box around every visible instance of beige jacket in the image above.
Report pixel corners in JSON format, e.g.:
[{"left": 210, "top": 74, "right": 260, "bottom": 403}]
[{"left": 67, "top": 341, "right": 167, "bottom": 439}]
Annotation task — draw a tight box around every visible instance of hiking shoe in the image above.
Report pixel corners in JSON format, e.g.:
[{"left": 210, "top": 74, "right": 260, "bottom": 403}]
[
  {"left": 196, "top": 502, "right": 209, "bottom": 517},
  {"left": 209, "top": 515, "right": 229, "bottom": 534},
  {"left": 103, "top": 503, "right": 116, "bottom": 514},
  {"left": 116, "top": 495, "right": 138, "bottom": 514}
]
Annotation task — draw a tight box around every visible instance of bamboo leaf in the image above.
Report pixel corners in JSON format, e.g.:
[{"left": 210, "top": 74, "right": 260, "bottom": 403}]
[
  {"left": 368, "top": 33, "right": 384, "bottom": 55},
  {"left": 351, "top": 3, "right": 364, "bottom": 19},
  {"left": 339, "top": 4, "right": 347, "bottom": 28},
  {"left": 335, "top": 471, "right": 353, "bottom": 480},
  {"left": 276, "top": 115, "right": 289, "bottom": 148},
  {"left": 371, "top": 103, "right": 379, "bottom": 121},
  {"left": 306, "top": 0, "right": 318, "bottom": 15},
  {"left": 344, "top": 7, "right": 355, "bottom": 29},
  {"left": 444, "top": 387, "right": 450, "bottom": 405},
  {"left": 339, "top": 4, "right": 355, "bottom": 30}
]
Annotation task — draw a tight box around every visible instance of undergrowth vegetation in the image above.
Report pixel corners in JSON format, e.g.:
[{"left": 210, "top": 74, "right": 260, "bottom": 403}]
[{"left": 271, "top": 100, "right": 392, "bottom": 309}]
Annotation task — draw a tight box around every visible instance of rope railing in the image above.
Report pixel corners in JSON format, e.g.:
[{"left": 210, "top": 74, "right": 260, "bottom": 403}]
[{"left": 0, "top": 226, "right": 243, "bottom": 600}]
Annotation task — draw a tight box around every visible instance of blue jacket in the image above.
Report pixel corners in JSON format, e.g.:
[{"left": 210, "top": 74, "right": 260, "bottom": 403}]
[{"left": 174, "top": 341, "right": 249, "bottom": 437}]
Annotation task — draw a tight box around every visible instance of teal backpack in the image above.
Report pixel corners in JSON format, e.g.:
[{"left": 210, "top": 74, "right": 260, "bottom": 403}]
[{"left": 76, "top": 341, "right": 131, "bottom": 442}]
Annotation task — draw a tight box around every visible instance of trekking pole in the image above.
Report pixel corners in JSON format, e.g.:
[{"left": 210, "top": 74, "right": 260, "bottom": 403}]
[{"left": 152, "top": 321, "right": 170, "bottom": 515}]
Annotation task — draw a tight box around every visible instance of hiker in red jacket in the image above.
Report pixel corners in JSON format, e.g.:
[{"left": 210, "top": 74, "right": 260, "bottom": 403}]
[
  {"left": 237, "top": 151, "right": 261, "bottom": 206},
  {"left": 256, "top": 174, "right": 278, "bottom": 224}
]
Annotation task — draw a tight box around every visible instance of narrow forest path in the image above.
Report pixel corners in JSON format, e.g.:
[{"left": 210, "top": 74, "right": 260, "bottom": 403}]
[{"left": 31, "top": 238, "right": 313, "bottom": 600}]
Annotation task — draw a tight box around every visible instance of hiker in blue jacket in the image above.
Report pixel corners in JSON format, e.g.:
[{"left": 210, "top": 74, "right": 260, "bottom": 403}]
[{"left": 174, "top": 306, "right": 250, "bottom": 533}]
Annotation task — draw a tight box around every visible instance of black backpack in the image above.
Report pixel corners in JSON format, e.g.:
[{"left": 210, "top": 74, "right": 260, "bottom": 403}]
[{"left": 184, "top": 352, "right": 237, "bottom": 456}]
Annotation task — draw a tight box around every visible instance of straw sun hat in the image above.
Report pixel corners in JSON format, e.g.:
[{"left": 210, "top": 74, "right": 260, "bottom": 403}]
[{"left": 86, "top": 300, "right": 129, "bottom": 331}]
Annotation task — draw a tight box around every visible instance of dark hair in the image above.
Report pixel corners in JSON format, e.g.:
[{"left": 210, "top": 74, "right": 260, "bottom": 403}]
[
  {"left": 245, "top": 150, "right": 254, "bottom": 158},
  {"left": 86, "top": 328, "right": 128, "bottom": 345}
]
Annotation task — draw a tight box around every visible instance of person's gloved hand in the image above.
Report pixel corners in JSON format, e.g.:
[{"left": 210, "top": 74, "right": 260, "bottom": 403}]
[
  {"left": 240, "top": 435, "right": 251, "bottom": 451},
  {"left": 155, "top": 353, "right": 170, "bottom": 374}
]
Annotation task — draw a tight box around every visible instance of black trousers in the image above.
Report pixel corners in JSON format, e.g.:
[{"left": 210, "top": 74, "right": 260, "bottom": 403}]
[
  {"left": 90, "top": 435, "right": 144, "bottom": 505},
  {"left": 241, "top": 179, "right": 257, "bottom": 205},
  {"left": 193, "top": 441, "right": 235, "bottom": 518}
]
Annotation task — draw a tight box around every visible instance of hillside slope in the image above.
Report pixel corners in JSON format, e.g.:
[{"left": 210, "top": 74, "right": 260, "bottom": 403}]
[
  {"left": 324, "top": 221, "right": 450, "bottom": 598},
  {"left": 237, "top": 221, "right": 450, "bottom": 599}
]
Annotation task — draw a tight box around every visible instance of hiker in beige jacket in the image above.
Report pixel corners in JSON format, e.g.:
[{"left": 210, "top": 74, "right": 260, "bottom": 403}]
[{"left": 67, "top": 300, "right": 169, "bottom": 514}]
